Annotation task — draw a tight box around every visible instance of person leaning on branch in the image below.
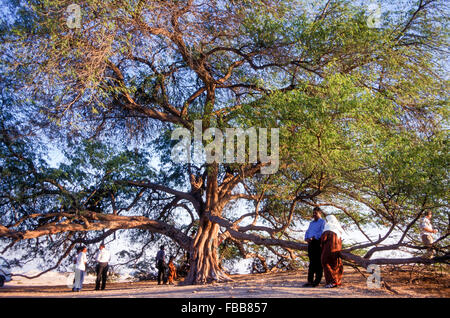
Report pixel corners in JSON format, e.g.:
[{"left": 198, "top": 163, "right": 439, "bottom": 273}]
[
  {"left": 302, "top": 207, "right": 325, "bottom": 287},
  {"left": 420, "top": 210, "right": 438, "bottom": 258}
]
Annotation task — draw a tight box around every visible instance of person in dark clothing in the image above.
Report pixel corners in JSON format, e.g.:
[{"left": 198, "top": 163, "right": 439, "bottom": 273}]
[
  {"left": 156, "top": 245, "right": 166, "bottom": 285},
  {"left": 302, "top": 207, "right": 325, "bottom": 287}
]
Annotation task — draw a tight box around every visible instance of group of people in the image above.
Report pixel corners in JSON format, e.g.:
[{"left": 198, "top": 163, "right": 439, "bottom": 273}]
[
  {"left": 303, "top": 207, "right": 439, "bottom": 289},
  {"left": 155, "top": 245, "right": 177, "bottom": 285},
  {"left": 68, "top": 209, "right": 438, "bottom": 292},
  {"left": 71, "top": 243, "right": 178, "bottom": 292},
  {"left": 72, "top": 243, "right": 111, "bottom": 292},
  {"left": 303, "top": 207, "right": 345, "bottom": 288}
]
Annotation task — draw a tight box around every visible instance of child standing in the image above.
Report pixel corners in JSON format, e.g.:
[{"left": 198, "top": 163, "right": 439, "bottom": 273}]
[{"left": 167, "top": 256, "right": 177, "bottom": 285}]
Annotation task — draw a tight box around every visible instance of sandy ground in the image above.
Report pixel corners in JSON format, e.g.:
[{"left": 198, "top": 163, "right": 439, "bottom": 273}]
[{"left": 1, "top": 266, "right": 448, "bottom": 298}]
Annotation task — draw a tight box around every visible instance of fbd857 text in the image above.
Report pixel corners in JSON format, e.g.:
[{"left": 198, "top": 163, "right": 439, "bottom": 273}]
[{"left": 225, "top": 302, "right": 268, "bottom": 313}]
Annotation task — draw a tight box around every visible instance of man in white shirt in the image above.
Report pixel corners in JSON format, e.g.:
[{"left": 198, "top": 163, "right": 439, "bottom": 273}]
[
  {"left": 95, "top": 244, "right": 111, "bottom": 290},
  {"left": 420, "top": 211, "right": 438, "bottom": 258},
  {"left": 73, "top": 246, "right": 87, "bottom": 292}
]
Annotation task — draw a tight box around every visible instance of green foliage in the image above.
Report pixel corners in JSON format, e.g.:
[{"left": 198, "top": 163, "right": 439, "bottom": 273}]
[{"left": 1, "top": 0, "right": 448, "bottom": 271}]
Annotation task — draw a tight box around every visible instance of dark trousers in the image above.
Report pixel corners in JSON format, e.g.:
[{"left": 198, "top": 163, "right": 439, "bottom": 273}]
[
  {"left": 157, "top": 260, "right": 167, "bottom": 285},
  {"left": 95, "top": 262, "right": 109, "bottom": 290},
  {"left": 307, "top": 239, "right": 323, "bottom": 285}
]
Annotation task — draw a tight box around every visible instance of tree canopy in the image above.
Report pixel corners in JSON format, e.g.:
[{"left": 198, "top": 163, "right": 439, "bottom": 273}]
[{"left": 0, "top": 0, "right": 448, "bottom": 284}]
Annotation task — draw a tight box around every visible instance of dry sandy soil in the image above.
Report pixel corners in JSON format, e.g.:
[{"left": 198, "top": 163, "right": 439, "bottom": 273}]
[{"left": 1, "top": 266, "right": 448, "bottom": 298}]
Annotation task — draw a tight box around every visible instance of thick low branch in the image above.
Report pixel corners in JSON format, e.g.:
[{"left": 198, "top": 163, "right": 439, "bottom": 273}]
[
  {"left": 208, "top": 215, "right": 450, "bottom": 268},
  {"left": 208, "top": 214, "right": 307, "bottom": 251},
  {"left": 341, "top": 250, "right": 450, "bottom": 268},
  {"left": 0, "top": 211, "right": 193, "bottom": 251}
]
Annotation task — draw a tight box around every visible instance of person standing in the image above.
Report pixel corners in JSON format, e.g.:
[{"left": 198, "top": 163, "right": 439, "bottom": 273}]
[
  {"left": 167, "top": 256, "right": 177, "bottom": 285},
  {"left": 420, "top": 210, "right": 438, "bottom": 258},
  {"left": 320, "top": 215, "right": 344, "bottom": 288},
  {"left": 302, "top": 207, "right": 325, "bottom": 287},
  {"left": 156, "top": 245, "right": 166, "bottom": 285},
  {"left": 95, "top": 243, "right": 111, "bottom": 290},
  {"left": 73, "top": 246, "right": 87, "bottom": 292}
]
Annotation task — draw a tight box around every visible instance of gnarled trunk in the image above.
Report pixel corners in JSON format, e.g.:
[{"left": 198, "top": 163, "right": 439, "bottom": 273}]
[
  {"left": 184, "top": 163, "right": 232, "bottom": 284},
  {"left": 184, "top": 216, "right": 231, "bottom": 284}
]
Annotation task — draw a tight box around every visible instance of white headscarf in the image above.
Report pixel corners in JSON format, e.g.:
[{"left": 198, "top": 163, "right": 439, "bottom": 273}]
[{"left": 323, "top": 215, "right": 344, "bottom": 240}]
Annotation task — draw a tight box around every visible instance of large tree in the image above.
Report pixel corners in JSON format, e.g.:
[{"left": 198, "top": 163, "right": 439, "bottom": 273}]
[{"left": 0, "top": 0, "right": 448, "bottom": 284}]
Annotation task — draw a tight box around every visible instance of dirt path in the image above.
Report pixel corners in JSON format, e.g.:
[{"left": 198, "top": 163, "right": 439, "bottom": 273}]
[{"left": 0, "top": 267, "right": 448, "bottom": 298}]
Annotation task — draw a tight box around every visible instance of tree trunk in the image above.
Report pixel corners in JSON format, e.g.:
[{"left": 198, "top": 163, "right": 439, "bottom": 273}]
[
  {"left": 184, "top": 216, "right": 231, "bottom": 284},
  {"left": 183, "top": 164, "right": 232, "bottom": 284}
]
